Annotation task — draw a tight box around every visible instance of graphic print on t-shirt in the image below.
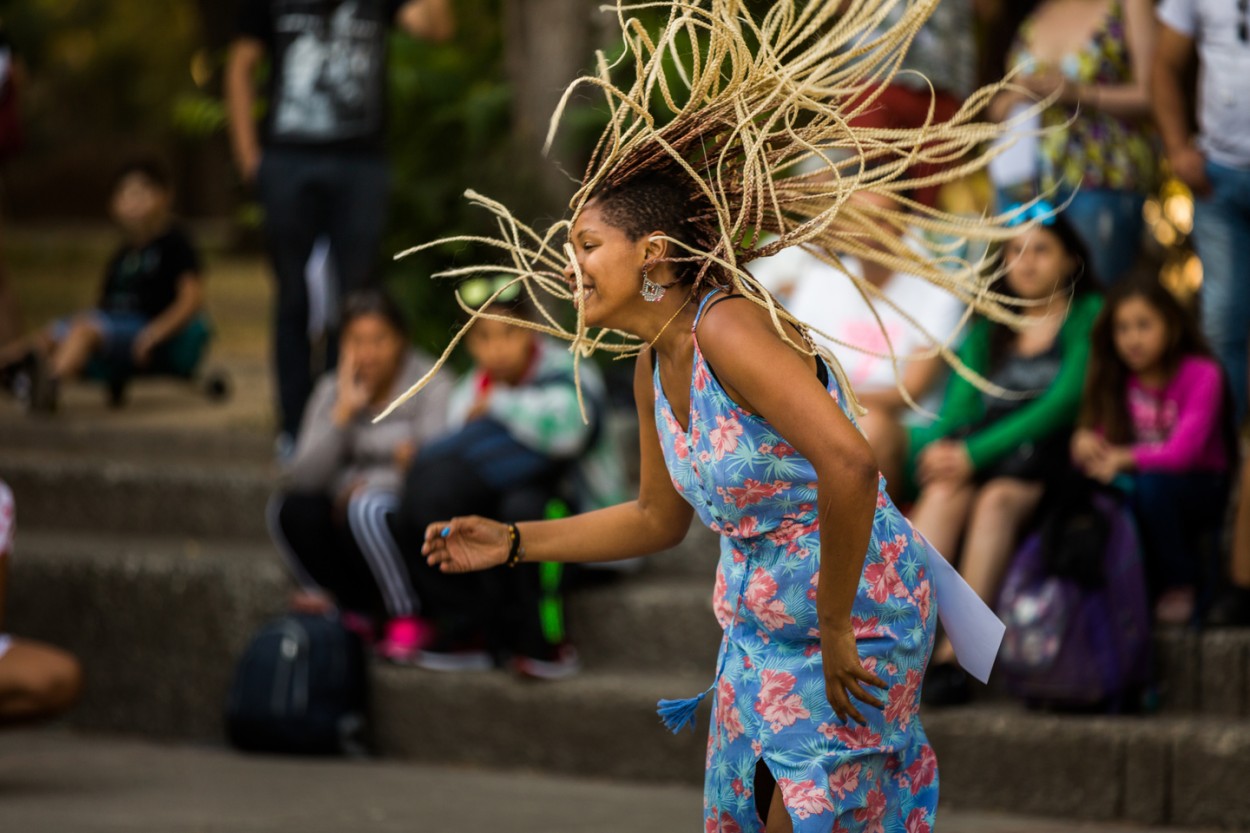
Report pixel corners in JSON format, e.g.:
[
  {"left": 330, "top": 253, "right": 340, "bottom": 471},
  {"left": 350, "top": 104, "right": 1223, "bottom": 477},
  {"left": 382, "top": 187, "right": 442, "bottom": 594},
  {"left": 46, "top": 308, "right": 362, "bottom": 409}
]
[
  {"left": 1128, "top": 385, "right": 1180, "bottom": 445},
  {"left": 270, "top": 1, "right": 386, "bottom": 142}
]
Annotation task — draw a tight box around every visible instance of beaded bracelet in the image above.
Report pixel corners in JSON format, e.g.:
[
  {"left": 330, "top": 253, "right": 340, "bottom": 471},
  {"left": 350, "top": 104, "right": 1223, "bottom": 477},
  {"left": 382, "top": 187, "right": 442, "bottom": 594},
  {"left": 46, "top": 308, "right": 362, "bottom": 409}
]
[{"left": 505, "top": 523, "right": 526, "bottom": 567}]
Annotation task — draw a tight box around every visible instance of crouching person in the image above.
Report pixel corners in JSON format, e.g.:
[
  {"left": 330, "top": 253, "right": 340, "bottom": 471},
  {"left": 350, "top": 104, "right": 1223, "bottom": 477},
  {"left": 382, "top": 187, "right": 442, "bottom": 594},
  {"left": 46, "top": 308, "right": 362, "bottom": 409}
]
[{"left": 268, "top": 290, "right": 452, "bottom": 660}]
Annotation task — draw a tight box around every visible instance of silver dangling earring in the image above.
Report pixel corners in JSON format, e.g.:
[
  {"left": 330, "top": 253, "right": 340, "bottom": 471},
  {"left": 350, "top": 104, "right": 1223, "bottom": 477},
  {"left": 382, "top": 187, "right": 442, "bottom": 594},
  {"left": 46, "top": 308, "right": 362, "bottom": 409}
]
[{"left": 640, "top": 266, "right": 666, "bottom": 302}]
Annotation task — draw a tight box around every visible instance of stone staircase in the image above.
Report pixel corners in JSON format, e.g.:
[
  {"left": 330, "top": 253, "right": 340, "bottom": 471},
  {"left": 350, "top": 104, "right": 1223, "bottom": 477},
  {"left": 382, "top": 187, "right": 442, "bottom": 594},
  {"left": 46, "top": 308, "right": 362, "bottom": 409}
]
[{"left": 3, "top": 417, "right": 1249, "bottom": 829}]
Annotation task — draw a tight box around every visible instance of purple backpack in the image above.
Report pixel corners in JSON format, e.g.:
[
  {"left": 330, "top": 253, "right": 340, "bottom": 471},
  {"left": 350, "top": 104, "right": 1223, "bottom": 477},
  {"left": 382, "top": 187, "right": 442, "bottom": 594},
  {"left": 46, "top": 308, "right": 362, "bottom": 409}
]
[{"left": 997, "top": 492, "right": 1152, "bottom": 710}]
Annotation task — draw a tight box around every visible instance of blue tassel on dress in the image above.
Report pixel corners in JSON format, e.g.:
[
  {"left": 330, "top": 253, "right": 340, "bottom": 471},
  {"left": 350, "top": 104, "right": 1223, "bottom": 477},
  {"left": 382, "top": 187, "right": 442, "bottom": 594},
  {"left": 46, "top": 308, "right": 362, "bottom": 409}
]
[{"left": 657, "top": 690, "right": 708, "bottom": 734}]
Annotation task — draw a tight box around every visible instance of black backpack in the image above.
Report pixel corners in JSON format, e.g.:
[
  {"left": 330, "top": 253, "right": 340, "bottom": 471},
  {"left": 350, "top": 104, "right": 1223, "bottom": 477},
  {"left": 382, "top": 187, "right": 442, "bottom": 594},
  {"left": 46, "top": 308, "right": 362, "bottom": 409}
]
[{"left": 225, "top": 613, "right": 369, "bottom": 755}]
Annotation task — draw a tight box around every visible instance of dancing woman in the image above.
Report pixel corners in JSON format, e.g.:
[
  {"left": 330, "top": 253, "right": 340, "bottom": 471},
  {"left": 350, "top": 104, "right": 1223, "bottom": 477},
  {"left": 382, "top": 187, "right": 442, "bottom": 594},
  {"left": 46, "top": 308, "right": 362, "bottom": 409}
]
[{"left": 395, "top": 2, "right": 1028, "bottom": 829}]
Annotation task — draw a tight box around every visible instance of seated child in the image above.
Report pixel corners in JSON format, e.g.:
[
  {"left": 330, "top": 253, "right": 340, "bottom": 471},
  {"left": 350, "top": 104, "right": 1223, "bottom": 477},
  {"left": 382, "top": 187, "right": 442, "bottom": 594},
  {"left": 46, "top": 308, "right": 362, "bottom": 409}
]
[
  {"left": 390, "top": 279, "right": 625, "bottom": 679},
  {"left": 269, "top": 290, "right": 452, "bottom": 661},
  {"left": 1072, "top": 278, "right": 1235, "bottom": 625},
  {"left": 0, "top": 158, "right": 204, "bottom": 412},
  {"left": 906, "top": 209, "right": 1103, "bottom": 705},
  {"left": 0, "top": 480, "right": 83, "bottom": 725}
]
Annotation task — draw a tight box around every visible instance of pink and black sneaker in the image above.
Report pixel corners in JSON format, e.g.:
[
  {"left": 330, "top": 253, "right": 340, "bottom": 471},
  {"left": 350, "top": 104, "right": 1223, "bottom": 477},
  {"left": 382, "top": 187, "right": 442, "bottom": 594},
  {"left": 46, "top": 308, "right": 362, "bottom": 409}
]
[{"left": 377, "top": 616, "right": 436, "bottom": 664}]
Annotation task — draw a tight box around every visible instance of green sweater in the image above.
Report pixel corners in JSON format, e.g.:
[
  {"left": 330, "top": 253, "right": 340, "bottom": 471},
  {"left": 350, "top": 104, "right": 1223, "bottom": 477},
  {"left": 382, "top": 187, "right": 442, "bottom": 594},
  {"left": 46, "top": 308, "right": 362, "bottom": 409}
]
[{"left": 910, "top": 293, "right": 1103, "bottom": 472}]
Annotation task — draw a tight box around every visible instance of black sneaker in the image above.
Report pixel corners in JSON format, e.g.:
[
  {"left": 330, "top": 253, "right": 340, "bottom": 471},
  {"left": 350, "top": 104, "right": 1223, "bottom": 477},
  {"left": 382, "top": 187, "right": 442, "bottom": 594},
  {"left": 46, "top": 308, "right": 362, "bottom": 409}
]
[
  {"left": 1, "top": 350, "right": 36, "bottom": 401},
  {"left": 26, "top": 352, "right": 58, "bottom": 415},
  {"left": 1206, "top": 586, "right": 1250, "bottom": 628}
]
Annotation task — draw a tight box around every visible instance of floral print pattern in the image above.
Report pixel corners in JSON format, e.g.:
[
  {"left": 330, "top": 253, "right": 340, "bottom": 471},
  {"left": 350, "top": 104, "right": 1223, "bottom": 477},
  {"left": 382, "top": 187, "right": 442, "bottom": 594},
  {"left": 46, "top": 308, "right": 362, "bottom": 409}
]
[
  {"left": 656, "top": 292, "right": 940, "bottom": 832},
  {"left": 1012, "top": 0, "right": 1158, "bottom": 194}
]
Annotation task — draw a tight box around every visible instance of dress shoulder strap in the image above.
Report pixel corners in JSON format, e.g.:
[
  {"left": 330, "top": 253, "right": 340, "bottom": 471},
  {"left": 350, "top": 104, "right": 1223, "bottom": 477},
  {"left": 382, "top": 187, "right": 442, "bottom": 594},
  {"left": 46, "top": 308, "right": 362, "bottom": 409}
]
[{"left": 691, "top": 288, "right": 725, "bottom": 329}]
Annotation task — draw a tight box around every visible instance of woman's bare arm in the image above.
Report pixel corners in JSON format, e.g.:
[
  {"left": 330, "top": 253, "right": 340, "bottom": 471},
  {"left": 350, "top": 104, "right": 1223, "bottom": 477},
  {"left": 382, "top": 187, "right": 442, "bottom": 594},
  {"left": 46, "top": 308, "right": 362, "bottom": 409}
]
[
  {"left": 423, "top": 351, "right": 694, "bottom": 570},
  {"left": 511, "top": 351, "right": 694, "bottom": 561},
  {"left": 696, "top": 301, "right": 885, "bottom": 723},
  {"left": 1078, "top": 0, "right": 1156, "bottom": 119}
]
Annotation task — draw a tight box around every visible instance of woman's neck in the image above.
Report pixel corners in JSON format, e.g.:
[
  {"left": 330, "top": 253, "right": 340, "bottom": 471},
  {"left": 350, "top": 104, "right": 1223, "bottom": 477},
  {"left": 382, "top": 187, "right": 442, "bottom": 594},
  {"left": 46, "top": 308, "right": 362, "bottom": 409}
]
[
  {"left": 1020, "top": 293, "right": 1069, "bottom": 320},
  {"left": 644, "top": 290, "right": 699, "bottom": 356}
]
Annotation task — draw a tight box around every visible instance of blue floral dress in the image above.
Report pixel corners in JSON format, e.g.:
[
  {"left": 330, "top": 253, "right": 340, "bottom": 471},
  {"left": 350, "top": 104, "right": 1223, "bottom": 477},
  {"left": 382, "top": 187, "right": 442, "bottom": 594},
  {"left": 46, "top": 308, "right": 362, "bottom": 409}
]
[{"left": 654, "top": 292, "right": 940, "bottom": 833}]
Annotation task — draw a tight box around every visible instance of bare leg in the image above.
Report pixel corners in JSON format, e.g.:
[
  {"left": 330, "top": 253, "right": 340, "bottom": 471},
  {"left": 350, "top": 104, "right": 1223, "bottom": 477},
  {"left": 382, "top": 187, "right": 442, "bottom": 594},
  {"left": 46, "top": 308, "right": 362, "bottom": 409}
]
[
  {"left": 766, "top": 784, "right": 793, "bottom": 833},
  {"left": 48, "top": 317, "right": 104, "bottom": 380},
  {"left": 859, "top": 408, "right": 906, "bottom": 500},
  {"left": 0, "top": 638, "right": 83, "bottom": 724},
  {"left": 0, "top": 328, "right": 53, "bottom": 369},
  {"left": 907, "top": 477, "right": 977, "bottom": 562},
  {"left": 932, "top": 477, "right": 1044, "bottom": 664}
]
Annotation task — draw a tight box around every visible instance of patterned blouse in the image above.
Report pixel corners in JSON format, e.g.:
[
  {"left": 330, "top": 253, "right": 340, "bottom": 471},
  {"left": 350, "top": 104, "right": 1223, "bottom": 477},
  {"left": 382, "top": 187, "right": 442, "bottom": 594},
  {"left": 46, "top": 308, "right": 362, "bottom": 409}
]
[{"left": 1010, "top": 0, "right": 1159, "bottom": 194}]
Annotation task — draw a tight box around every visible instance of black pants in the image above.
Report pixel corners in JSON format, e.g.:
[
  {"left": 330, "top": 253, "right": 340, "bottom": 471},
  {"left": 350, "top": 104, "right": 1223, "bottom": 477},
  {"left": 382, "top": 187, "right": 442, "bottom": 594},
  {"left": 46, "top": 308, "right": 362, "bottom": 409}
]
[
  {"left": 270, "top": 492, "right": 385, "bottom": 616},
  {"left": 390, "top": 422, "right": 568, "bottom": 659},
  {"left": 256, "top": 148, "right": 390, "bottom": 437}
]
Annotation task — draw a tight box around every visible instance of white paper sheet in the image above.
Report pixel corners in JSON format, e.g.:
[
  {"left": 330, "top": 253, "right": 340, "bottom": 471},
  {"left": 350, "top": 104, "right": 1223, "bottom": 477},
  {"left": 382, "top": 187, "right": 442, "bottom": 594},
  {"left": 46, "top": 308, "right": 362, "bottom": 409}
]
[{"left": 927, "top": 542, "right": 1005, "bottom": 684}]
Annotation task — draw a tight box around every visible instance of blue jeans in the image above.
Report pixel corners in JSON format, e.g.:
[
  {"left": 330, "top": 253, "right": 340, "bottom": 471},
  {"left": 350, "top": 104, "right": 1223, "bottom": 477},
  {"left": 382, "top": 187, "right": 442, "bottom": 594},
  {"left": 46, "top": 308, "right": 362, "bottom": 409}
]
[
  {"left": 1193, "top": 159, "right": 1250, "bottom": 423},
  {"left": 1060, "top": 188, "right": 1146, "bottom": 287},
  {"left": 256, "top": 148, "right": 390, "bottom": 437},
  {"left": 1130, "top": 471, "right": 1230, "bottom": 594},
  {"left": 52, "top": 310, "right": 148, "bottom": 361}
]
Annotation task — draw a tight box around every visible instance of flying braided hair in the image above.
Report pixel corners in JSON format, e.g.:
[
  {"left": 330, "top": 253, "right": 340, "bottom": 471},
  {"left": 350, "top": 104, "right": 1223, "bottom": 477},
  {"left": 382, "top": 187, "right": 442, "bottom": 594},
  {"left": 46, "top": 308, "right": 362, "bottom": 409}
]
[{"left": 377, "top": 0, "right": 1053, "bottom": 422}]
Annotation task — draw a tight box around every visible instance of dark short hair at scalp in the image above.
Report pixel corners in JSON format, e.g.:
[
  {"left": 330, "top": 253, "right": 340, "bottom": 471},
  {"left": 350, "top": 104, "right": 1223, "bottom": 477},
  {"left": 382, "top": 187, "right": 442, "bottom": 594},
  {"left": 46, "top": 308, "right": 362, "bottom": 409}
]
[
  {"left": 341, "top": 289, "right": 409, "bottom": 338},
  {"left": 112, "top": 157, "right": 173, "bottom": 193},
  {"left": 588, "top": 172, "right": 718, "bottom": 286}
]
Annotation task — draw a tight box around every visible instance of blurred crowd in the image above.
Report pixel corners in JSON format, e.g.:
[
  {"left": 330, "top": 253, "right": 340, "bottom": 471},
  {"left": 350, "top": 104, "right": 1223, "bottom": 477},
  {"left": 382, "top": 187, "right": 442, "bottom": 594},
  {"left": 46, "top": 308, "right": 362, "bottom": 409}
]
[{"left": 1, "top": 0, "right": 1250, "bottom": 735}]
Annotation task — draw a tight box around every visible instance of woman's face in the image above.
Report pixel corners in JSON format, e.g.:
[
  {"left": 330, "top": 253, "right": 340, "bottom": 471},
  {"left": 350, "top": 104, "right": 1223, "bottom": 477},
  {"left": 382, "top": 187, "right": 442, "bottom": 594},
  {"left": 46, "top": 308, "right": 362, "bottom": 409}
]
[
  {"left": 341, "top": 313, "right": 405, "bottom": 395},
  {"left": 1002, "top": 227, "right": 1077, "bottom": 302},
  {"left": 1112, "top": 296, "right": 1170, "bottom": 374},
  {"left": 564, "top": 201, "right": 654, "bottom": 330}
]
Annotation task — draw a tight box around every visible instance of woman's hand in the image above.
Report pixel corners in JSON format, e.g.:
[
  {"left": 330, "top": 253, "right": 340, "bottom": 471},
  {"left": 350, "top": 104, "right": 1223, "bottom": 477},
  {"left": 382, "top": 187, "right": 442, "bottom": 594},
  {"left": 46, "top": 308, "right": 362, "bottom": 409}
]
[
  {"left": 1071, "top": 428, "right": 1109, "bottom": 471},
  {"left": 917, "top": 440, "right": 973, "bottom": 486},
  {"left": 1086, "top": 446, "right": 1135, "bottom": 485},
  {"left": 332, "top": 349, "right": 370, "bottom": 427},
  {"left": 1018, "top": 68, "right": 1073, "bottom": 103},
  {"left": 820, "top": 625, "right": 886, "bottom": 726},
  {"left": 422, "top": 516, "right": 511, "bottom": 573},
  {"left": 987, "top": 88, "right": 1033, "bottom": 122},
  {"left": 132, "top": 327, "right": 160, "bottom": 367},
  {"left": 393, "top": 440, "right": 417, "bottom": 471},
  {"left": 1168, "top": 145, "right": 1212, "bottom": 198}
]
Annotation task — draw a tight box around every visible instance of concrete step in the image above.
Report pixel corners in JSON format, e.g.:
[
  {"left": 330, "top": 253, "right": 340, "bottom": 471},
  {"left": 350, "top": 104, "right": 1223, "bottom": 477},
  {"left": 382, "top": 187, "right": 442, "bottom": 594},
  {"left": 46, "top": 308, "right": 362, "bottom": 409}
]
[
  {"left": 1, "top": 449, "right": 275, "bottom": 539},
  {"left": 10, "top": 528, "right": 1250, "bottom": 720},
  {"left": 922, "top": 704, "right": 1248, "bottom": 829},
  {"left": 569, "top": 574, "right": 721, "bottom": 674},
  {"left": 1, "top": 440, "right": 722, "bottom": 573},
  {"left": 370, "top": 666, "right": 710, "bottom": 784},
  {"left": 372, "top": 666, "right": 1250, "bottom": 829},
  {"left": 0, "top": 418, "right": 275, "bottom": 465},
  {"left": 6, "top": 531, "right": 288, "bottom": 740},
  {"left": 8, "top": 530, "right": 1250, "bottom": 828}
]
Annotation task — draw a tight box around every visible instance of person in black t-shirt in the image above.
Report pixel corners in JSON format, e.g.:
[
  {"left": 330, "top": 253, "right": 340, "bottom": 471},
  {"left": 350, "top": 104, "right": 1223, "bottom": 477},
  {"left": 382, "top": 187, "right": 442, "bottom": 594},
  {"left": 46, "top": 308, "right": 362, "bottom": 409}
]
[
  {"left": 0, "top": 159, "right": 204, "bottom": 412},
  {"left": 225, "top": 0, "right": 454, "bottom": 450}
]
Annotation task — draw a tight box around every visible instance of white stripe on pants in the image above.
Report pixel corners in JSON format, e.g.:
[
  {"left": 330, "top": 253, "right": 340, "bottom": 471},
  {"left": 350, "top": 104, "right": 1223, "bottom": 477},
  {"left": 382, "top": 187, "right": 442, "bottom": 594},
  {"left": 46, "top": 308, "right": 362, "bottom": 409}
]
[{"left": 347, "top": 489, "right": 419, "bottom": 618}]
